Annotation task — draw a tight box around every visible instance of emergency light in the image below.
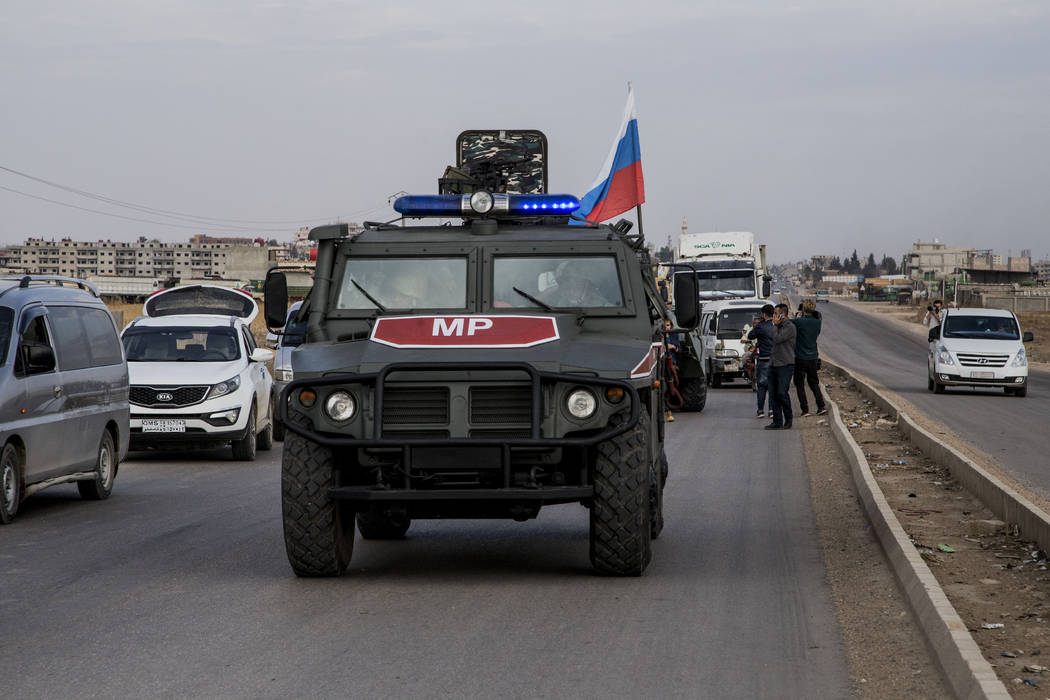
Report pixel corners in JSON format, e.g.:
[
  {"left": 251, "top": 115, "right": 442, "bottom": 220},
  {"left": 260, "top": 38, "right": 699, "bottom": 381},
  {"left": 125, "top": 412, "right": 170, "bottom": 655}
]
[{"left": 393, "top": 192, "right": 580, "bottom": 218}]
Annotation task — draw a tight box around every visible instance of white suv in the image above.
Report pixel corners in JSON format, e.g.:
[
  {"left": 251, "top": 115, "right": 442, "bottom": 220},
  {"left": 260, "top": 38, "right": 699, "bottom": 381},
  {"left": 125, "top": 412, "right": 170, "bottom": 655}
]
[
  {"left": 927, "top": 307, "right": 1033, "bottom": 397},
  {"left": 121, "top": 285, "right": 275, "bottom": 459}
]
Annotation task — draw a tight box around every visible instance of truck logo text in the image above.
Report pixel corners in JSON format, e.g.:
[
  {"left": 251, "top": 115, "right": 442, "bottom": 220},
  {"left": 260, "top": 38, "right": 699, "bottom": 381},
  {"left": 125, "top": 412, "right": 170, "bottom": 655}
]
[{"left": 371, "top": 315, "right": 560, "bottom": 349}]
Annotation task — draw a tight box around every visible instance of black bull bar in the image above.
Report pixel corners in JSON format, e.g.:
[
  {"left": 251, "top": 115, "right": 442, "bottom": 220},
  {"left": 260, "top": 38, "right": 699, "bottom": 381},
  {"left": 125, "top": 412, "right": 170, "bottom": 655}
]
[{"left": 277, "top": 361, "right": 641, "bottom": 452}]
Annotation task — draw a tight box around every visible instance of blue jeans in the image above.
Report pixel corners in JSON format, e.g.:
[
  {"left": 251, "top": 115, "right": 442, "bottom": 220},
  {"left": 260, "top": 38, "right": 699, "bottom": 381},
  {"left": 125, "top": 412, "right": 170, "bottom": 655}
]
[
  {"left": 769, "top": 364, "right": 795, "bottom": 425},
  {"left": 755, "top": 358, "right": 771, "bottom": 413}
]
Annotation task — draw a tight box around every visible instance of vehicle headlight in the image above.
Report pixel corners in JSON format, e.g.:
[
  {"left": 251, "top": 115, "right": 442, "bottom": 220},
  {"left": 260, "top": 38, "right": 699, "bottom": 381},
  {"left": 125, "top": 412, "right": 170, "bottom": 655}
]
[
  {"left": 208, "top": 374, "right": 241, "bottom": 399},
  {"left": 275, "top": 369, "right": 294, "bottom": 382},
  {"left": 566, "top": 388, "right": 597, "bottom": 419},
  {"left": 716, "top": 349, "right": 740, "bottom": 358},
  {"left": 324, "top": 391, "right": 356, "bottom": 422},
  {"left": 937, "top": 346, "right": 954, "bottom": 366},
  {"left": 1011, "top": 347, "right": 1027, "bottom": 367}
]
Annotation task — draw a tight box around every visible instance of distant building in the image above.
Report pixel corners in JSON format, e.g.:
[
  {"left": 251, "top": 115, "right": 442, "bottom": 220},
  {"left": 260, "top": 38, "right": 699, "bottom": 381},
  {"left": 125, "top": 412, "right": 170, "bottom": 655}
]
[
  {"left": 1032, "top": 260, "right": 1050, "bottom": 283},
  {"left": 905, "top": 241, "right": 974, "bottom": 283},
  {"left": 7, "top": 237, "right": 270, "bottom": 284}
]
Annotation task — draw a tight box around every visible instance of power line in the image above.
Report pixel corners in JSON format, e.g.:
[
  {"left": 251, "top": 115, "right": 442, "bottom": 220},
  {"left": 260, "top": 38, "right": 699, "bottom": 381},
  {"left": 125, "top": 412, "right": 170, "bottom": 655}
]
[{"left": 0, "top": 163, "right": 394, "bottom": 227}]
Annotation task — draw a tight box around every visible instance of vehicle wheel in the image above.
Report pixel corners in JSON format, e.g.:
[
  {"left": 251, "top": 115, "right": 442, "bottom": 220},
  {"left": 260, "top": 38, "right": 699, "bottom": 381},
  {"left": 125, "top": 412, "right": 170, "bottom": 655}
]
[
  {"left": 1, "top": 443, "right": 22, "bottom": 524},
  {"left": 282, "top": 412, "right": 353, "bottom": 576},
  {"left": 659, "top": 448, "right": 669, "bottom": 486},
  {"left": 590, "top": 407, "right": 652, "bottom": 576},
  {"left": 1015, "top": 385, "right": 1027, "bottom": 397},
  {"left": 232, "top": 405, "right": 258, "bottom": 461},
  {"left": 679, "top": 377, "right": 707, "bottom": 412},
  {"left": 927, "top": 374, "right": 934, "bottom": 392},
  {"left": 273, "top": 417, "right": 286, "bottom": 442},
  {"left": 256, "top": 397, "right": 275, "bottom": 451},
  {"left": 933, "top": 379, "right": 945, "bottom": 395},
  {"left": 78, "top": 430, "right": 116, "bottom": 501},
  {"left": 751, "top": 371, "right": 758, "bottom": 392},
  {"left": 649, "top": 459, "right": 664, "bottom": 539},
  {"left": 711, "top": 371, "right": 722, "bottom": 388},
  {"left": 356, "top": 510, "right": 411, "bottom": 539}
]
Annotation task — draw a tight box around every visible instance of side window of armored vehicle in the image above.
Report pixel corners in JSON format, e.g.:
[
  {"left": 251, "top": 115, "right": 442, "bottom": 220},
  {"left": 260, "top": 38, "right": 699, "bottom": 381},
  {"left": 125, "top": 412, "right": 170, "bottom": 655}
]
[
  {"left": 47, "top": 306, "right": 123, "bottom": 370},
  {"left": 0, "top": 307, "right": 13, "bottom": 366},
  {"left": 492, "top": 256, "right": 624, "bottom": 309},
  {"left": 336, "top": 257, "right": 469, "bottom": 311}
]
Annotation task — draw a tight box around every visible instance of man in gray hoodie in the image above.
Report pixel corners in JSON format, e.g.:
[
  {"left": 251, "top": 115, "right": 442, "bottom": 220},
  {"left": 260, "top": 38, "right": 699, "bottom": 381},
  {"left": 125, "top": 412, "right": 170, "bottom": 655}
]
[{"left": 766, "top": 303, "right": 796, "bottom": 430}]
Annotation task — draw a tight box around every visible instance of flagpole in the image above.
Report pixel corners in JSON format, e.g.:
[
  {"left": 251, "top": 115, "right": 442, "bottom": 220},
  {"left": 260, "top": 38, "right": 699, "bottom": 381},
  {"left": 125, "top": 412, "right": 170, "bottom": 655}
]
[{"left": 627, "top": 81, "right": 644, "bottom": 236}]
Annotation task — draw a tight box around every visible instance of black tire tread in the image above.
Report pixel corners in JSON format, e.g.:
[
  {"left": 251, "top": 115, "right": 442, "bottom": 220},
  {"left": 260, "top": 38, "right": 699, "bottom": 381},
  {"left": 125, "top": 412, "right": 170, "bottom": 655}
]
[
  {"left": 78, "top": 430, "right": 115, "bottom": 501},
  {"left": 679, "top": 377, "right": 707, "bottom": 412}
]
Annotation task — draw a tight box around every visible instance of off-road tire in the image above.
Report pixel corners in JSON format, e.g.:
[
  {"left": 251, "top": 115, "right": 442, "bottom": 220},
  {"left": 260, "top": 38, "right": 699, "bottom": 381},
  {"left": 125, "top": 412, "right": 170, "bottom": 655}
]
[
  {"left": 649, "top": 460, "right": 664, "bottom": 539},
  {"left": 1, "top": 442, "right": 22, "bottom": 524},
  {"left": 590, "top": 407, "right": 652, "bottom": 576},
  {"left": 357, "top": 510, "right": 411, "bottom": 539},
  {"left": 232, "top": 405, "right": 258, "bottom": 461},
  {"left": 659, "top": 449, "right": 669, "bottom": 486},
  {"left": 256, "top": 397, "right": 275, "bottom": 451},
  {"left": 273, "top": 418, "right": 286, "bottom": 442},
  {"left": 679, "top": 377, "right": 707, "bottom": 412},
  {"left": 78, "top": 430, "right": 116, "bottom": 501},
  {"left": 282, "top": 413, "right": 353, "bottom": 576}
]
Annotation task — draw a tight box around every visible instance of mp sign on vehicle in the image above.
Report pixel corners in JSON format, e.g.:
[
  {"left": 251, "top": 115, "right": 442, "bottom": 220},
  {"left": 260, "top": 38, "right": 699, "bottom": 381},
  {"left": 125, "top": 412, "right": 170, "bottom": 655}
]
[{"left": 370, "top": 315, "right": 560, "bottom": 349}]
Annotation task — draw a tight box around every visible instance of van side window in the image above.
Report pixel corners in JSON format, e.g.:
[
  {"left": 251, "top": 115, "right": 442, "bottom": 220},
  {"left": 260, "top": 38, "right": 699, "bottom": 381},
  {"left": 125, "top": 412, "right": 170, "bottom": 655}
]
[
  {"left": 0, "top": 307, "right": 14, "bottom": 366},
  {"left": 46, "top": 306, "right": 123, "bottom": 370}
]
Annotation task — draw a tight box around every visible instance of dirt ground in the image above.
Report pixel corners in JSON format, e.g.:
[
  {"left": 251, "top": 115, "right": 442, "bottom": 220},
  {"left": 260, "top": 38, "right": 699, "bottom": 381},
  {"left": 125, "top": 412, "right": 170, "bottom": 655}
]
[{"left": 823, "top": 370, "right": 1050, "bottom": 695}]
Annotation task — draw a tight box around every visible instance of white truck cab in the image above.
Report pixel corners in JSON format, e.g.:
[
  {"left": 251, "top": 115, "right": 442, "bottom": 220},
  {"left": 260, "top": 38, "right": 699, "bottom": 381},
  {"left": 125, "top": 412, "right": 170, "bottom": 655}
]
[
  {"left": 927, "top": 307, "right": 1033, "bottom": 396},
  {"left": 699, "top": 299, "right": 768, "bottom": 388}
]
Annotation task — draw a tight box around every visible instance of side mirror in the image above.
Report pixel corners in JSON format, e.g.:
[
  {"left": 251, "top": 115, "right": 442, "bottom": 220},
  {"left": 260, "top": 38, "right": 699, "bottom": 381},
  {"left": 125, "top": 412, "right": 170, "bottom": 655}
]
[
  {"left": 264, "top": 270, "right": 288, "bottom": 330},
  {"left": 1023, "top": 331, "right": 1034, "bottom": 343},
  {"left": 23, "top": 343, "right": 56, "bottom": 375},
  {"left": 708, "top": 318, "right": 717, "bottom": 333},
  {"left": 927, "top": 327, "right": 939, "bottom": 343},
  {"left": 762, "top": 279, "right": 772, "bottom": 298},
  {"left": 672, "top": 271, "right": 698, "bottom": 330},
  {"left": 250, "top": 348, "right": 275, "bottom": 363}
]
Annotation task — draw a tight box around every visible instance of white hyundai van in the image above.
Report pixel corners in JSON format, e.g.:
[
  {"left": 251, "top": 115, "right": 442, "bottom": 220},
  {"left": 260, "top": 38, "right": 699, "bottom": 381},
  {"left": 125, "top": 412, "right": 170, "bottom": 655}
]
[
  {"left": 927, "top": 307, "right": 1034, "bottom": 396},
  {"left": 121, "top": 285, "right": 275, "bottom": 459}
]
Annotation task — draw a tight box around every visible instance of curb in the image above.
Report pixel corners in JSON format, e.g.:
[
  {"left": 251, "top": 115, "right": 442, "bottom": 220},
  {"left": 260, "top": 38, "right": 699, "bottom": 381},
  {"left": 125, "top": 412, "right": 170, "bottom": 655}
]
[{"left": 822, "top": 360, "right": 1010, "bottom": 699}]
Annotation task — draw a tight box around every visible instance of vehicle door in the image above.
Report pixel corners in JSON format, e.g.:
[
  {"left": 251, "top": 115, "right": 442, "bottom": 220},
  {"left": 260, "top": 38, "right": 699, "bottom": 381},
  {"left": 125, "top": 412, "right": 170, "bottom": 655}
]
[
  {"left": 46, "top": 305, "right": 128, "bottom": 469},
  {"left": 241, "top": 326, "right": 272, "bottom": 426},
  {"left": 928, "top": 312, "right": 942, "bottom": 374},
  {"left": 14, "top": 309, "right": 68, "bottom": 481}
]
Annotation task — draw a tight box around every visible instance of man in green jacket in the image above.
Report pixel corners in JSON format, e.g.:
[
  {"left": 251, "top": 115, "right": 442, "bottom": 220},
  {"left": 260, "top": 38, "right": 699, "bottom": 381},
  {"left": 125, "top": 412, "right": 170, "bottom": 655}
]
[{"left": 792, "top": 298, "right": 827, "bottom": 416}]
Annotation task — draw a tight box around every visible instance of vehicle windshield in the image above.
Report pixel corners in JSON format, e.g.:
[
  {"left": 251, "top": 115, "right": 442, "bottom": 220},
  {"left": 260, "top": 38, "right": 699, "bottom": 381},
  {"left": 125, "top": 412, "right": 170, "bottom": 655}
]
[
  {"left": 283, "top": 308, "right": 306, "bottom": 347},
  {"left": 0, "top": 307, "right": 12, "bottom": 366},
  {"left": 336, "top": 258, "right": 467, "bottom": 311},
  {"left": 694, "top": 270, "right": 755, "bottom": 298},
  {"left": 122, "top": 327, "right": 241, "bottom": 362},
  {"left": 493, "top": 256, "right": 624, "bottom": 309},
  {"left": 943, "top": 315, "right": 1020, "bottom": 340},
  {"left": 716, "top": 308, "right": 764, "bottom": 339}
]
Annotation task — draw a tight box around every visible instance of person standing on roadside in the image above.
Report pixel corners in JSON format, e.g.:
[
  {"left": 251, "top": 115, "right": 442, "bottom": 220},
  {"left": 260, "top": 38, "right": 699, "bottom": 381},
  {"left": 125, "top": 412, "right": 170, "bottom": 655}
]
[
  {"left": 792, "top": 298, "right": 827, "bottom": 417},
  {"left": 746, "top": 304, "right": 775, "bottom": 419},
  {"left": 922, "top": 299, "right": 943, "bottom": 329},
  {"left": 766, "top": 303, "right": 796, "bottom": 430}
]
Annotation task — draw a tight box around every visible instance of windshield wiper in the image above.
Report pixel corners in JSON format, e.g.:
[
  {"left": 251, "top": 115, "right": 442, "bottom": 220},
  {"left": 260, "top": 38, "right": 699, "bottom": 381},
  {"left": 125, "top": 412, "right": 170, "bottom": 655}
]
[
  {"left": 352, "top": 280, "right": 387, "bottom": 313},
  {"left": 513, "top": 286, "right": 555, "bottom": 312}
]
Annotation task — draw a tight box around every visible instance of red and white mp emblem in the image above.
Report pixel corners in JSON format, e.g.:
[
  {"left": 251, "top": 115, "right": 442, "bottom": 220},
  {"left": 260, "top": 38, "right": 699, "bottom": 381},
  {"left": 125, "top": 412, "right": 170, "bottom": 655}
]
[{"left": 370, "top": 315, "right": 560, "bottom": 349}]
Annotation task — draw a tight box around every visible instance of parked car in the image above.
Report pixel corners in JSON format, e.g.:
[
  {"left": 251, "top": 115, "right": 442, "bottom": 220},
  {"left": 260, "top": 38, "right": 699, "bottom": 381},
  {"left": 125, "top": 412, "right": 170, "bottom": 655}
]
[
  {"left": 121, "top": 285, "right": 275, "bottom": 459},
  {"left": 816, "top": 289, "right": 830, "bottom": 303},
  {"left": 698, "top": 299, "right": 768, "bottom": 388},
  {"left": 0, "top": 275, "right": 130, "bottom": 524},
  {"left": 927, "top": 307, "right": 1033, "bottom": 396},
  {"left": 267, "top": 300, "right": 304, "bottom": 441}
]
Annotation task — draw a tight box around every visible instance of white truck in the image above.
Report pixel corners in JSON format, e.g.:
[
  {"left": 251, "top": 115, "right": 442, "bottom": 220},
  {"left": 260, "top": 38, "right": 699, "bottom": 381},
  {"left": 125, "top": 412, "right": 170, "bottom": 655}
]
[
  {"left": 87, "top": 275, "right": 172, "bottom": 301},
  {"left": 675, "top": 231, "right": 771, "bottom": 303}
]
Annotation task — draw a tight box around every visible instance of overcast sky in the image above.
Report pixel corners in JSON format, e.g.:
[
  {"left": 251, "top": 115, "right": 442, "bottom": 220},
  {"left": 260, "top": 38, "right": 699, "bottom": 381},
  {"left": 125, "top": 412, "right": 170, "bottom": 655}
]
[{"left": 2, "top": 1, "right": 1049, "bottom": 263}]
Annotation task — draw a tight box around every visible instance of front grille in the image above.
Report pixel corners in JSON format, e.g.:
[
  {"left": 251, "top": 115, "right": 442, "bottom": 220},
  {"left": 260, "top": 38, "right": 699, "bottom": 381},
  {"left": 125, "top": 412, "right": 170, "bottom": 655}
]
[
  {"left": 956, "top": 353, "right": 1010, "bottom": 368},
  {"left": 471, "top": 385, "right": 532, "bottom": 425},
  {"left": 382, "top": 386, "right": 449, "bottom": 425},
  {"left": 469, "top": 428, "right": 532, "bottom": 439},
  {"left": 130, "top": 385, "right": 210, "bottom": 408}
]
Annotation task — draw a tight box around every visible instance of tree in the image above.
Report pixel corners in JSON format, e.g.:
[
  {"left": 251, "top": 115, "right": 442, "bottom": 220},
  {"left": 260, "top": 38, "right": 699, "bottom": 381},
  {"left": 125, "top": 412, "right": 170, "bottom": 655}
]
[
  {"left": 656, "top": 246, "right": 675, "bottom": 263},
  {"left": 844, "top": 250, "right": 861, "bottom": 274},
  {"left": 828, "top": 256, "right": 842, "bottom": 271},
  {"left": 862, "top": 253, "right": 878, "bottom": 278},
  {"left": 880, "top": 255, "right": 899, "bottom": 276}
]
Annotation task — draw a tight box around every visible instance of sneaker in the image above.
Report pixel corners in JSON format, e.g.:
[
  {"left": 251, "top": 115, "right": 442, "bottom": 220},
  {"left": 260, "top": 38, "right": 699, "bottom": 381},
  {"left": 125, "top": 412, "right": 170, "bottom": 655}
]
[
  {"left": 816, "top": 407, "right": 828, "bottom": 415},
  {"left": 756, "top": 412, "right": 765, "bottom": 419},
  {"left": 800, "top": 411, "right": 811, "bottom": 417},
  {"left": 665, "top": 411, "right": 675, "bottom": 423},
  {"left": 764, "top": 422, "right": 783, "bottom": 430},
  {"left": 783, "top": 419, "right": 793, "bottom": 429}
]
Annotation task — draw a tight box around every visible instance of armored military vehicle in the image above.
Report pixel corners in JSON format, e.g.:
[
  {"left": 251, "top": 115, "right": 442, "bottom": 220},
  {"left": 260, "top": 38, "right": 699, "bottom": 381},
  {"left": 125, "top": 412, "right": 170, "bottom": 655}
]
[{"left": 264, "top": 130, "right": 701, "bottom": 577}]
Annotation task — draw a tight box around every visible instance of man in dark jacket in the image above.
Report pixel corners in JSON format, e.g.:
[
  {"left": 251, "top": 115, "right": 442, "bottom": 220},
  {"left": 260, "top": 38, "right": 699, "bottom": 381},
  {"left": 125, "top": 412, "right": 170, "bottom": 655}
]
[
  {"left": 792, "top": 298, "right": 827, "bottom": 416},
  {"left": 746, "top": 304, "right": 775, "bottom": 419},
  {"left": 766, "top": 303, "right": 796, "bottom": 430}
]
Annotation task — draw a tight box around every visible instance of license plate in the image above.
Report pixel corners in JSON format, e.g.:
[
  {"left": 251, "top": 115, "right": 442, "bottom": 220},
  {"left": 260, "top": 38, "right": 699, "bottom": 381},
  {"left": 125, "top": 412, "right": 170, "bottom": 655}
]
[
  {"left": 141, "top": 419, "right": 186, "bottom": 433},
  {"left": 970, "top": 371, "right": 995, "bottom": 379}
]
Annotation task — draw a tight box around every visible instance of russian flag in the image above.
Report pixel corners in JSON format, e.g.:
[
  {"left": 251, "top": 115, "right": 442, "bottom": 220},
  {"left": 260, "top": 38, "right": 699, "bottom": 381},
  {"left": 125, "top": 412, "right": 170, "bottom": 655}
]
[{"left": 572, "top": 86, "right": 645, "bottom": 225}]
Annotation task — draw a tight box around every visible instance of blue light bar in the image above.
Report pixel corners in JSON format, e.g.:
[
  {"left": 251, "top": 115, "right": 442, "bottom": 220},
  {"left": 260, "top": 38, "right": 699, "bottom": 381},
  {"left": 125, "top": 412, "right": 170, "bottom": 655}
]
[{"left": 393, "top": 192, "right": 581, "bottom": 218}]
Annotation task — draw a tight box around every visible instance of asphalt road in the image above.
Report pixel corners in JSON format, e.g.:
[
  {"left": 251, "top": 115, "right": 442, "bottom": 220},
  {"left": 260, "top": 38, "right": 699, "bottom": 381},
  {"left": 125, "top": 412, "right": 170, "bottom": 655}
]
[
  {"left": 1, "top": 389, "right": 849, "bottom": 699},
  {"left": 818, "top": 300, "right": 1050, "bottom": 498}
]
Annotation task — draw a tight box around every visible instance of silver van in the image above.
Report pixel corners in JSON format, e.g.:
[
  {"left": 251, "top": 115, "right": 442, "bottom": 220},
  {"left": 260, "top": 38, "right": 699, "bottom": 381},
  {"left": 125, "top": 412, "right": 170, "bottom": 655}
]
[{"left": 0, "top": 276, "right": 130, "bottom": 524}]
